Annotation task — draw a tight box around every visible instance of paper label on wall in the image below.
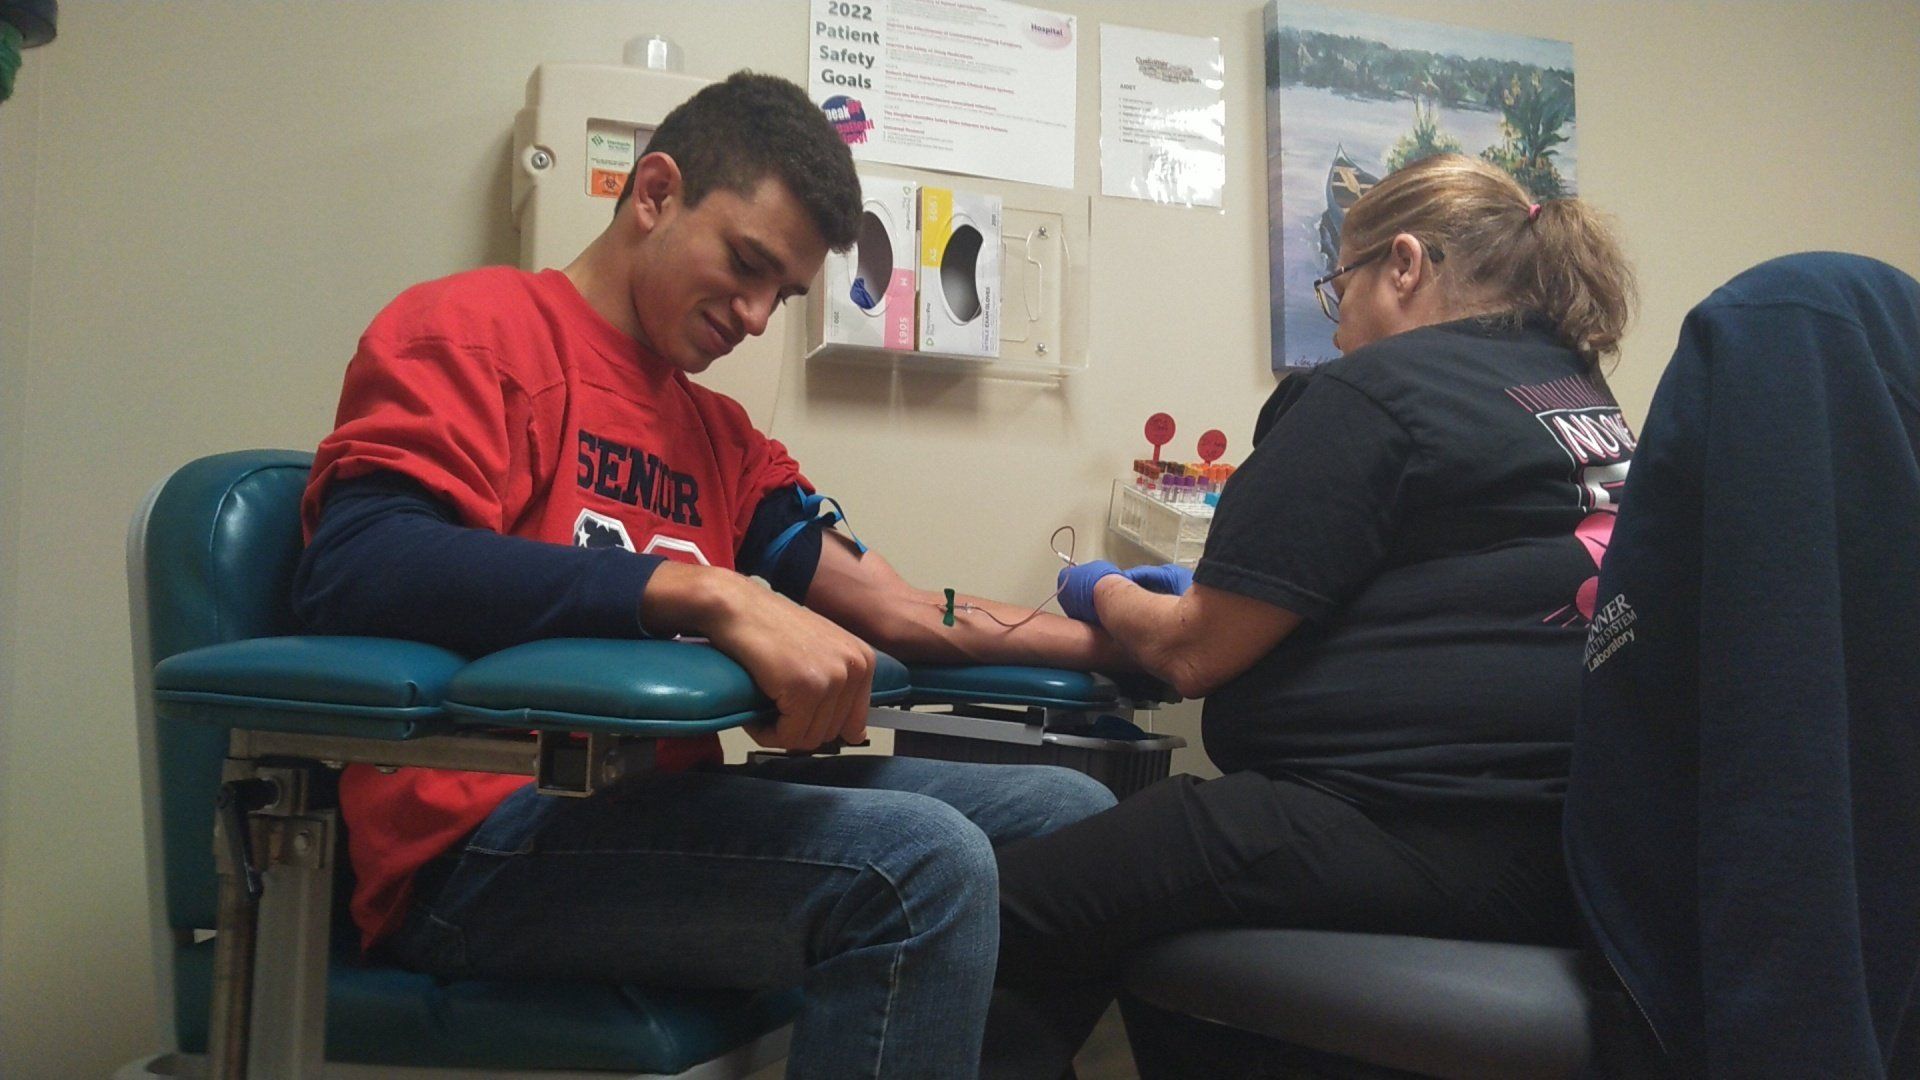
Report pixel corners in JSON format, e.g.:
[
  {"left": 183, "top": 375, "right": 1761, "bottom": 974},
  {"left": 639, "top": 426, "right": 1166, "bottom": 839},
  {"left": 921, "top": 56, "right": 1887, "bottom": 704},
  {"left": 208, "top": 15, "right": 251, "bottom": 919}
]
[
  {"left": 809, "top": 0, "right": 1078, "bottom": 189},
  {"left": 1100, "top": 25, "right": 1225, "bottom": 207},
  {"left": 585, "top": 119, "right": 639, "bottom": 199}
]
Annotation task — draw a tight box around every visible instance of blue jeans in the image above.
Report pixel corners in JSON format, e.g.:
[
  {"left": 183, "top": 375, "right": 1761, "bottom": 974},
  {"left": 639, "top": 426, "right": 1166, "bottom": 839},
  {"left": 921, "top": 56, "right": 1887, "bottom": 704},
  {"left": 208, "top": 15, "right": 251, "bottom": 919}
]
[{"left": 385, "top": 754, "right": 1116, "bottom": 1079}]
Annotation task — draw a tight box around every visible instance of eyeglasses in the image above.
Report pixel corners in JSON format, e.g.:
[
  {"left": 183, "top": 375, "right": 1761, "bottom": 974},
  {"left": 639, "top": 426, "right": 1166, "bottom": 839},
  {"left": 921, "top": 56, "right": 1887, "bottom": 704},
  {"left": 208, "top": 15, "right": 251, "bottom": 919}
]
[
  {"left": 1311, "top": 250, "right": 1382, "bottom": 323},
  {"left": 1311, "top": 243, "right": 1444, "bottom": 322}
]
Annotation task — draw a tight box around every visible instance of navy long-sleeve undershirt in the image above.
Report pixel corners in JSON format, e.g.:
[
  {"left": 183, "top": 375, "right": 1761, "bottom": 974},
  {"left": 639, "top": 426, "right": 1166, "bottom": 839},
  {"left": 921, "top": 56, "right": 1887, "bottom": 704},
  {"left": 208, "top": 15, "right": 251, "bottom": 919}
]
[{"left": 292, "top": 471, "right": 822, "bottom": 658}]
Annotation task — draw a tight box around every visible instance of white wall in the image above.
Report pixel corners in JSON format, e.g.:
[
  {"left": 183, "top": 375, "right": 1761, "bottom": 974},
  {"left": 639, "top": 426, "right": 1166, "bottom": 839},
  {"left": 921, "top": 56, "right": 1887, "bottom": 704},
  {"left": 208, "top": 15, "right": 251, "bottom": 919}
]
[{"left": 2, "top": 1, "right": 1917, "bottom": 1074}]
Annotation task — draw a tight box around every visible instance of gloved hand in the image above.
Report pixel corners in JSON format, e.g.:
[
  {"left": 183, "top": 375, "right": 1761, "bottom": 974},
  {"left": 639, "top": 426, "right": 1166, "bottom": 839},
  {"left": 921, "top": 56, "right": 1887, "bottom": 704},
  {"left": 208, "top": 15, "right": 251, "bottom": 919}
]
[
  {"left": 1122, "top": 563, "right": 1194, "bottom": 596},
  {"left": 1055, "top": 560, "right": 1121, "bottom": 625}
]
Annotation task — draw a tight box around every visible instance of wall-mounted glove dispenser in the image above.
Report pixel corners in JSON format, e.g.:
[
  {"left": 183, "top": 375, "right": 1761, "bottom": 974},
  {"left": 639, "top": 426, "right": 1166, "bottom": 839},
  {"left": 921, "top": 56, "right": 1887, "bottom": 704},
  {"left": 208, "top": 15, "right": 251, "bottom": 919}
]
[{"left": 807, "top": 169, "right": 1088, "bottom": 380}]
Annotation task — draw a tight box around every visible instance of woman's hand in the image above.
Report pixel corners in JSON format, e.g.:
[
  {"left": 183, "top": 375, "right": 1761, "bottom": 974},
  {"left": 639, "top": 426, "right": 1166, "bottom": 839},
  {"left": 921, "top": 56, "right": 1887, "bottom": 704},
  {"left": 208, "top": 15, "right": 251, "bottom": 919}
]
[
  {"left": 1121, "top": 563, "right": 1194, "bottom": 596},
  {"left": 1056, "top": 560, "right": 1122, "bottom": 624}
]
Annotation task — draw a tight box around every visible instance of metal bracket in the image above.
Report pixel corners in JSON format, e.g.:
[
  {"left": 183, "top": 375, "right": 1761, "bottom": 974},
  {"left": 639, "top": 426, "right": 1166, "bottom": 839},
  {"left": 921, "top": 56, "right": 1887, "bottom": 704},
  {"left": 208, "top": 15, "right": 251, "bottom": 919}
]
[
  {"left": 256, "top": 813, "right": 331, "bottom": 872},
  {"left": 535, "top": 730, "right": 657, "bottom": 797}
]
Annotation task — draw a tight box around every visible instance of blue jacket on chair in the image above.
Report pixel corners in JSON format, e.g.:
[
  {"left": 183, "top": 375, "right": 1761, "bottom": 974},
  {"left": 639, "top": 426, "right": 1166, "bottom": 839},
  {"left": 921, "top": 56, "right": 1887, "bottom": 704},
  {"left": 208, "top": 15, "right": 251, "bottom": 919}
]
[{"left": 1567, "top": 252, "right": 1920, "bottom": 1078}]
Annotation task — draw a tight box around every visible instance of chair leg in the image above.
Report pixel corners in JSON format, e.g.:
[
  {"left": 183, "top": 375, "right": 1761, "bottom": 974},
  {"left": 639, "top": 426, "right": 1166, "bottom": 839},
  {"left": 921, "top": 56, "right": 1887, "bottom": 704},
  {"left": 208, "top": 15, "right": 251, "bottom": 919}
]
[
  {"left": 207, "top": 847, "right": 259, "bottom": 1080},
  {"left": 247, "top": 807, "right": 336, "bottom": 1078},
  {"left": 207, "top": 763, "right": 336, "bottom": 1080}
]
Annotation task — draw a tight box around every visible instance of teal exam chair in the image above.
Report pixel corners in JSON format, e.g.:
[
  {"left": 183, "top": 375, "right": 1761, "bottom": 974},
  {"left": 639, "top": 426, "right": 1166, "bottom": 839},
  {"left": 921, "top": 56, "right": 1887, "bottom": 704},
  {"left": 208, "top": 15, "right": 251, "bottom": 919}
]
[{"left": 122, "top": 449, "right": 1175, "bottom": 1080}]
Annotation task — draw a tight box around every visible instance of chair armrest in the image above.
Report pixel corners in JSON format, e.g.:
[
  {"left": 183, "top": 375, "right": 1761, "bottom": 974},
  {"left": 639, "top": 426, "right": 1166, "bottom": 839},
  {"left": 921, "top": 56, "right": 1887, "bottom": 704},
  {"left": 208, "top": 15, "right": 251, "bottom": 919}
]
[
  {"left": 903, "top": 665, "right": 1123, "bottom": 710},
  {"left": 443, "top": 638, "right": 911, "bottom": 736},
  {"left": 155, "top": 635, "right": 915, "bottom": 743},
  {"left": 153, "top": 636, "right": 466, "bottom": 739}
]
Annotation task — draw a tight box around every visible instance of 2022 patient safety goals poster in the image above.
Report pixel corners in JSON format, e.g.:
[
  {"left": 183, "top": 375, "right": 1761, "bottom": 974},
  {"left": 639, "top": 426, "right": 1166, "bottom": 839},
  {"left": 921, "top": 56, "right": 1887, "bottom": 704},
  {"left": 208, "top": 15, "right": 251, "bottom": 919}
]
[{"left": 808, "top": 0, "right": 1078, "bottom": 188}]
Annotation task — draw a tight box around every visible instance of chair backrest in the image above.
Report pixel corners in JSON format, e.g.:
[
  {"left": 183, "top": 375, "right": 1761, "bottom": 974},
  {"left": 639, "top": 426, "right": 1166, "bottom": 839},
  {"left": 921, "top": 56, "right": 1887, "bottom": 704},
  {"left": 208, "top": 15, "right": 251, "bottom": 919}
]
[
  {"left": 1567, "top": 253, "right": 1920, "bottom": 1075},
  {"left": 129, "top": 449, "right": 315, "bottom": 1042}
]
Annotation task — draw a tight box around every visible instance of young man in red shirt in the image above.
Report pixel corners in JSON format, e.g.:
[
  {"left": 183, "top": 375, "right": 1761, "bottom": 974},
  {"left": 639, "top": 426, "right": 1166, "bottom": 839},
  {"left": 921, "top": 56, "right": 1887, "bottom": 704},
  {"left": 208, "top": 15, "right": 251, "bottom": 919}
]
[{"left": 295, "top": 72, "right": 1118, "bottom": 1078}]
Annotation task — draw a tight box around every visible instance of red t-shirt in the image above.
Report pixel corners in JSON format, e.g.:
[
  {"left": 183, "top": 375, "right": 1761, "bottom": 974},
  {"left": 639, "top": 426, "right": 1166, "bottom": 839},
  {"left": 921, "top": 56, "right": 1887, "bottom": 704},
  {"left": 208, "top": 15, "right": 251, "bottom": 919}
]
[{"left": 303, "top": 267, "right": 806, "bottom": 948}]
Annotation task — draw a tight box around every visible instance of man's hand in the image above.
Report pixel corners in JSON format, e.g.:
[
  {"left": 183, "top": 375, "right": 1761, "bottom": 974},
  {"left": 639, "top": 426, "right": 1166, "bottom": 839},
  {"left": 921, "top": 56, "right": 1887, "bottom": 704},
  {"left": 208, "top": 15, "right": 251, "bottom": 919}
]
[{"left": 642, "top": 563, "right": 873, "bottom": 751}]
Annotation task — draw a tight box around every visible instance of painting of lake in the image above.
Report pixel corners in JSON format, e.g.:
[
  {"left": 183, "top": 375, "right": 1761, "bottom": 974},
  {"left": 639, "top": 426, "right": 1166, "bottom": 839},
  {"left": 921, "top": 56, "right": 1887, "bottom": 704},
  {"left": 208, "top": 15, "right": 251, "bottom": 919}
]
[{"left": 1265, "top": 3, "right": 1576, "bottom": 369}]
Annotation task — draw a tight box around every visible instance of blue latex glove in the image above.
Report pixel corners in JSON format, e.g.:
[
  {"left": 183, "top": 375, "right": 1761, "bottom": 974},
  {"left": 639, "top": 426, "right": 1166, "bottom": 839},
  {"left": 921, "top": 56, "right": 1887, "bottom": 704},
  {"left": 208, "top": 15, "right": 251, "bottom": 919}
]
[
  {"left": 1123, "top": 563, "right": 1194, "bottom": 596},
  {"left": 1056, "top": 560, "right": 1121, "bottom": 625}
]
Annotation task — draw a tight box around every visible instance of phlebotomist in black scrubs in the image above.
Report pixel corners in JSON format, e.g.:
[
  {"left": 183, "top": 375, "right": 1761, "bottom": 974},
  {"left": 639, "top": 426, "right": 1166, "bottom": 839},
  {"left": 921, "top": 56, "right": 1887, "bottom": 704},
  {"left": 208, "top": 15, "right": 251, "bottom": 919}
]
[{"left": 987, "top": 153, "right": 1641, "bottom": 1078}]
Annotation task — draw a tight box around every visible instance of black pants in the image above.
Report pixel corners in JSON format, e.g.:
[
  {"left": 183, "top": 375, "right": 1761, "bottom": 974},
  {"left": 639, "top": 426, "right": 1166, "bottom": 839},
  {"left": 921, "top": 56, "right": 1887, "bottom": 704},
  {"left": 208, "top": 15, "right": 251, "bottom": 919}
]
[{"left": 984, "top": 771, "right": 1576, "bottom": 1078}]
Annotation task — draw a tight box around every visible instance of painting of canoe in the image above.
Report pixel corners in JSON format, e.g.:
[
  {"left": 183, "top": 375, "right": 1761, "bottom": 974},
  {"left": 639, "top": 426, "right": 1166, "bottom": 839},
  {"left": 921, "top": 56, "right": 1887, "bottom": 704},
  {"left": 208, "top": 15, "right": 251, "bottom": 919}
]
[
  {"left": 1265, "top": 2, "right": 1576, "bottom": 369},
  {"left": 1318, "top": 143, "right": 1380, "bottom": 266}
]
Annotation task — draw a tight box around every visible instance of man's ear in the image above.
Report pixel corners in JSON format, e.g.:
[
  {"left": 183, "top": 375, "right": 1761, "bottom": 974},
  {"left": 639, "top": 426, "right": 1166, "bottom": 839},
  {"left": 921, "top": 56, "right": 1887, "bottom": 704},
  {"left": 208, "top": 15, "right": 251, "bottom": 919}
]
[{"left": 623, "top": 152, "right": 684, "bottom": 234}]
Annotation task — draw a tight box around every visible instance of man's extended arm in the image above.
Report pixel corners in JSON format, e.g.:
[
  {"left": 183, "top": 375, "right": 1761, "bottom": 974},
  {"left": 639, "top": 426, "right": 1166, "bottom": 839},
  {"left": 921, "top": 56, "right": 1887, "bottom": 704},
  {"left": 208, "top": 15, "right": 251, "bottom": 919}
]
[
  {"left": 802, "top": 533, "right": 1131, "bottom": 672},
  {"left": 297, "top": 474, "right": 1134, "bottom": 747}
]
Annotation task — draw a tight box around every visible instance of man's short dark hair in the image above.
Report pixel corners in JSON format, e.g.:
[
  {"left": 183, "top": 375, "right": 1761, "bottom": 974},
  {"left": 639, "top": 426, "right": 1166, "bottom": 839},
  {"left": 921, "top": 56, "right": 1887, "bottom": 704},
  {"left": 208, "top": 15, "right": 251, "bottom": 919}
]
[{"left": 617, "top": 71, "right": 861, "bottom": 252}]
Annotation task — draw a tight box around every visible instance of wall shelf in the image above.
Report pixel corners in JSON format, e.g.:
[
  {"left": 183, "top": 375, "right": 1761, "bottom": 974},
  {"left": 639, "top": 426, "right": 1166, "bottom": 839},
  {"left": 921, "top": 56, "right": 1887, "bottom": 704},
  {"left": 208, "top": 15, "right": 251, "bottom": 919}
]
[{"left": 803, "top": 341, "right": 1079, "bottom": 381}]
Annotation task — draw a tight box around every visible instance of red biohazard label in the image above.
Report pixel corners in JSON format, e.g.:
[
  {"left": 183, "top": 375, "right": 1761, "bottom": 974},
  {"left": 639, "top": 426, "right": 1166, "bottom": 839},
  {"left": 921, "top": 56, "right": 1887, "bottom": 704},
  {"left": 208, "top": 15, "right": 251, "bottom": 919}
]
[{"left": 589, "top": 168, "right": 626, "bottom": 199}]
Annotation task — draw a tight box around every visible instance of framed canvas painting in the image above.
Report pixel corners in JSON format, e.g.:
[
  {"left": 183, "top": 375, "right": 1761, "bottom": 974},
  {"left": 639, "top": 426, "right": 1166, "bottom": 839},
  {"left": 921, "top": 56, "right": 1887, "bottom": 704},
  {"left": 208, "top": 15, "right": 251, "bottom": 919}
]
[{"left": 1266, "top": 3, "right": 1576, "bottom": 369}]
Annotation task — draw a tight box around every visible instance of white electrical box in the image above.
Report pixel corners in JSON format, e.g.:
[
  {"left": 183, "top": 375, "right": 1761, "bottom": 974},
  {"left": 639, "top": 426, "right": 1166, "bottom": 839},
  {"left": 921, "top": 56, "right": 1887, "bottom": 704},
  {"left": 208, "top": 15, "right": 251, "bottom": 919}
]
[
  {"left": 511, "top": 61, "right": 709, "bottom": 272},
  {"left": 510, "top": 59, "right": 791, "bottom": 419}
]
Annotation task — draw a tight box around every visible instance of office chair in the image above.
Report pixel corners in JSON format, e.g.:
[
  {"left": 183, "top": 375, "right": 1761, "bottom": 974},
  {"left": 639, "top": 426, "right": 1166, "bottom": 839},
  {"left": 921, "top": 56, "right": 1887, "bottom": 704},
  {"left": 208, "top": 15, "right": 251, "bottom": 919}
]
[
  {"left": 1120, "top": 928, "right": 1620, "bottom": 1079},
  {"left": 1118, "top": 254, "right": 1920, "bottom": 1078}
]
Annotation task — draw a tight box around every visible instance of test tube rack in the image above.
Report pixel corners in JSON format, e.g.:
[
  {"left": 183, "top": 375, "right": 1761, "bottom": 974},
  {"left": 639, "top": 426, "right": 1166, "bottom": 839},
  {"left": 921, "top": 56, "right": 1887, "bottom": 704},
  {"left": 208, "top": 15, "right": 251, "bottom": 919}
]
[{"left": 1107, "top": 479, "right": 1215, "bottom": 567}]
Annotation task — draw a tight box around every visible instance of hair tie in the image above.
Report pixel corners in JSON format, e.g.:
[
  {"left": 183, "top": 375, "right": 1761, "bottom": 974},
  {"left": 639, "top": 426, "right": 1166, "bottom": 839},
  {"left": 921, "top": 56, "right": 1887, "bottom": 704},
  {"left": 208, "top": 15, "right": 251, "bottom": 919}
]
[{"left": 1527, "top": 202, "right": 1543, "bottom": 222}]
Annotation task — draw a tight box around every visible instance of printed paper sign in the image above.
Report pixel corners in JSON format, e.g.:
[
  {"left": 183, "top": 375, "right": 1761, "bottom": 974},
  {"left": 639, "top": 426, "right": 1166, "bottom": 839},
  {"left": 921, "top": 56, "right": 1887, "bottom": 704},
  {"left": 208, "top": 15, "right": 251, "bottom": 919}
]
[
  {"left": 809, "top": 0, "right": 1078, "bottom": 189},
  {"left": 1100, "top": 25, "right": 1225, "bottom": 207}
]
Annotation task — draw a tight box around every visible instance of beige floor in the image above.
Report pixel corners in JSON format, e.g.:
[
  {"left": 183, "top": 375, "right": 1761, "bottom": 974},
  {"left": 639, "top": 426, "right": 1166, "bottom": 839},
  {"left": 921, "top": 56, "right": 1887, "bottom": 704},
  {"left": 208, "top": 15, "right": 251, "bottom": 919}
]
[{"left": 1072, "top": 1004, "right": 1140, "bottom": 1079}]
